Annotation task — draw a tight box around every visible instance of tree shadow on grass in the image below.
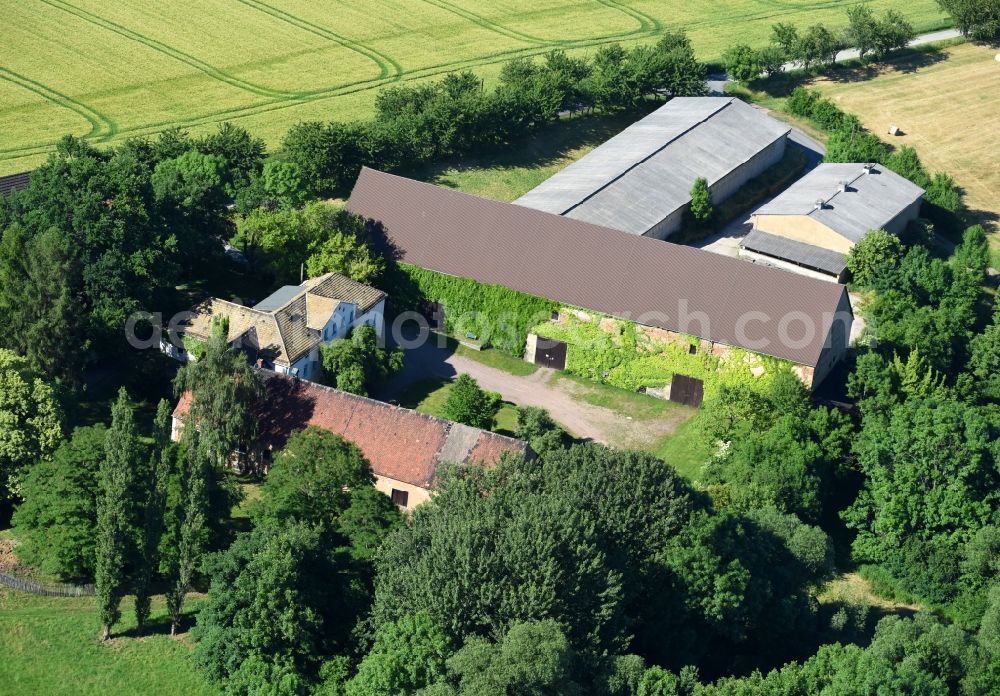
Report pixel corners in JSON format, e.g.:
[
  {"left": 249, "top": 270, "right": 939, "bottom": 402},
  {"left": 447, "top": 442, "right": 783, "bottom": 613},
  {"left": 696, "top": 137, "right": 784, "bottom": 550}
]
[{"left": 744, "top": 45, "right": 953, "bottom": 100}]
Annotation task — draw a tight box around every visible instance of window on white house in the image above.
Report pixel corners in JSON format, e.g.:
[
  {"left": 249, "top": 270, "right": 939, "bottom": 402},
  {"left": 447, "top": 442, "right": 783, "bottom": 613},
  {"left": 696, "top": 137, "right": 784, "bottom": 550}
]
[{"left": 390, "top": 489, "right": 409, "bottom": 508}]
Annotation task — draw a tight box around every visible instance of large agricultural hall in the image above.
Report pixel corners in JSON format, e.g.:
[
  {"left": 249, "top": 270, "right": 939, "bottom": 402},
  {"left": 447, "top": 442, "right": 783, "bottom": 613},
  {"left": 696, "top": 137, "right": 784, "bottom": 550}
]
[
  {"left": 349, "top": 167, "right": 854, "bottom": 391},
  {"left": 514, "top": 97, "right": 791, "bottom": 240}
]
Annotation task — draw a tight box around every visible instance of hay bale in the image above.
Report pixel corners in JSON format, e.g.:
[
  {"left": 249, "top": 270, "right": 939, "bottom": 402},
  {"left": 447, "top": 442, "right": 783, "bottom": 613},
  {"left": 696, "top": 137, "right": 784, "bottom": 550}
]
[{"left": 888, "top": 125, "right": 901, "bottom": 136}]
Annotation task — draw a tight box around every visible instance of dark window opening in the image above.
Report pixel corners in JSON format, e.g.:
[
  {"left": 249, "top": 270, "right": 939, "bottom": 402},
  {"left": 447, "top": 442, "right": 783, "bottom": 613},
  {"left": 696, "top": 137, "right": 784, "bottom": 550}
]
[{"left": 391, "top": 488, "right": 409, "bottom": 508}]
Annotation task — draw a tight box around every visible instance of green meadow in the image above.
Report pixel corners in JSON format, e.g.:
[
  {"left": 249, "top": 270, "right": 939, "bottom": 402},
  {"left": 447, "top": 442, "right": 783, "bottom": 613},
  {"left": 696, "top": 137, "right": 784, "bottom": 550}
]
[{"left": 0, "top": 0, "right": 949, "bottom": 174}]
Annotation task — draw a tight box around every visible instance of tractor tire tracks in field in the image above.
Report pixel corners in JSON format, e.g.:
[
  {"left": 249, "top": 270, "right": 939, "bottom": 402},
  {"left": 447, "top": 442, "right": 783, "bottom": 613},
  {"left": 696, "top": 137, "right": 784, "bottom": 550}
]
[
  {"left": 0, "top": 67, "right": 116, "bottom": 156},
  {"left": 40, "top": 0, "right": 299, "bottom": 99},
  {"left": 234, "top": 0, "right": 404, "bottom": 83},
  {"left": 1, "top": 0, "right": 666, "bottom": 163}
]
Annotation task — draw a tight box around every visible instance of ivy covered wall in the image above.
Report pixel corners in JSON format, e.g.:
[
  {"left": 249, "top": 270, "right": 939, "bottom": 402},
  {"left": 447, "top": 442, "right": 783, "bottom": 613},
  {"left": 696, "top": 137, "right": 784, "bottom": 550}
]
[
  {"left": 384, "top": 263, "right": 558, "bottom": 355},
  {"left": 533, "top": 311, "right": 791, "bottom": 399}
]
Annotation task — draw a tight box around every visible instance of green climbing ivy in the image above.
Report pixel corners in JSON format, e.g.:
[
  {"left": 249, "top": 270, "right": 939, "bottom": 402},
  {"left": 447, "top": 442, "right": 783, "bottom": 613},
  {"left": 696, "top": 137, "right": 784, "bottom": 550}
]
[
  {"left": 533, "top": 312, "right": 789, "bottom": 399},
  {"left": 384, "top": 263, "right": 558, "bottom": 355}
]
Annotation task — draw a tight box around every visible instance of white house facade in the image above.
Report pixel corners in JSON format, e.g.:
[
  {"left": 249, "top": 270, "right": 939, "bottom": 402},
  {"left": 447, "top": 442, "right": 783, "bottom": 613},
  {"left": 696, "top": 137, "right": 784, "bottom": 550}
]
[{"left": 164, "top": 272, "right": 387, "bottom": 383}]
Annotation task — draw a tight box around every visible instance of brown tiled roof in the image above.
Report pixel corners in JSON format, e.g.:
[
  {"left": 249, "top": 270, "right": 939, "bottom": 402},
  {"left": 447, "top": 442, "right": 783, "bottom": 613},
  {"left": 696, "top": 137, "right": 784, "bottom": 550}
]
[
  {"left": 347, "top": 168, "right": 852, "bottom": 367},
  {"left": 172, "top": 371, "right": 529, "bottom": 489}
]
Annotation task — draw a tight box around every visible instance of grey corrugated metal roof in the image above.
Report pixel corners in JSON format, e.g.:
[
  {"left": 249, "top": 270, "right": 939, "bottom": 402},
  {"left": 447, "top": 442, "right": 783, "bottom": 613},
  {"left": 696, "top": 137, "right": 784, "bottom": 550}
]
[
  {"left": 253, "top": 285, "right": 303, "bottom": 311},
  {"left": 348, "top": 168, "right": 852, "bottom": 368},
  {"left": 753, "top": 163, "right": 924, "bottom": 242},
  {"left": 514, "top": 98, "right": 790, "bottom": 235},
  {"left": 741, "top": 230, "right": 848, "bottom": 275}
]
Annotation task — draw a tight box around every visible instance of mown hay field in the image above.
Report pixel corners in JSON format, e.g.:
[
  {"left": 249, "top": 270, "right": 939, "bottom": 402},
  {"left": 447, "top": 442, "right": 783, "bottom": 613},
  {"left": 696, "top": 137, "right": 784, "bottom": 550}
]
[
  {"left": 0, "top": 0, "right": 948, "bottom": 175},
  {"left": 809, "top": 43, "right": 1000, "bottom": 242}
]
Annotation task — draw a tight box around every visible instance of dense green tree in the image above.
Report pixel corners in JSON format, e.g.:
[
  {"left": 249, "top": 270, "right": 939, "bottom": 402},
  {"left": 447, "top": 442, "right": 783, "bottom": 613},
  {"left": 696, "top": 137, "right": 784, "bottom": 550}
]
[
  {"left": 653, "top": 507, "right": 832, "bottom": 668},
  {"left": 954, "top": 224, "right": 991, "bottom": 279},
  {"left": 165, "top": 319, "right": 260, "bottom": 634},
  {"left": 134, "top": 399, "right": 171, "bottom": 633},
  {"left": 197, "top": 122, "right": 266, "bottom": 196},
  {"left": 443, "top": 620, "right": 583, "bottom": 695},
  {"left": 372, "top": 453, "right": 628, "bottom": 656},
  {"left": 871, "top": 10, "right": 916, "bottom": 60},
  {"left": 279, "top": 121, "right": 348, "bottom": 198},
  {"left": 925, "top": 171, "right": 964, "bottom": 214},
  {"left": 346, "top": 613, "right": 453, "bottom": 695},
  {"left": 844, "top": 6, "right": 912, "bottom": 61},
  {"left": 0, "top": 136, "right": 179, "bottom": 353},
  {"left": 233, "top": 201, "right": 380, "bottom": 284},
  {"left": 966, "top": 305, "right": 1000, "bottom": 401},
  {"left": 798, "top": 23, "right": 841, "bottom": 68},
  {"left": 298, "top": 201, "right": 383, "bottom": 284},
  {"left": 305, "top": 229, "right": 384, "bottom": 284},
  {"left": 771, "top": 22, "right": 800, "bottom": 57},
  {"left": 439, "top": 374, "right": 502, "bottom": 429},
  {"left": 231, "top": 205, "right": 305, "bottom": 277},
  {"left": 757, "top": 46, "right": 787, "bottom": 77},
  {"left": 648, "top": 31, "right": 707, "bottom": 97},
  {"left": 845, "top": 229, "right": 905, "bottom": 287},
  {"left": 337, "top": 485, "right": 403, "bottom": 562},
  {"left": 95, "top": 388, "right": 141, "bottom": 641},
  {"left": 823, "top": 125, "right": 890, "bottom": 164},
  {"left": 0, "top": 349, "right": 62, "bottom": 501},
  {"left": 722, "top": 44, "right": 763, "bottom": 83},
  {"left": 515, "top": 406, "right": 569, "bottom": 454},
  {"left": 706, "top": 415, "right": 828, "bottom": 522},
  {"left": 12, "top": 425, "right": 105, "bottom": 581},
  {"left": 688, "top": 177, "right": 713, "bottom": 223},
  {"left": 585, "top": 44, "right": 643, "bottom": 112},
  {"left": 152, "top": 150, "right": 228, "bottom": 216},
  {"left": 885, "top": 145, "right": 931, "bottom": 187},
  {"left": 173, "top": 317, "right": 264, "bottom": 471},
  {"left": 0, "top": 225, "right": 84, "bottom": 383},
  {"left": 160, "top": 433, "right": 228, "bottom": 636},
  {"left": 937, "top": 0, "right": 1000, "bottom": 40},
  {"left": 251, "top": 427, "right": 375, "bottom": 527},
  {"left": 194, "top": 522, "right": 349, "bottom": 694},
  {"left": 845, "top": 5, "right": 880, "bottom": 60},
  {"left": 320, "top": 325, "right": 403, "bottom": 396},
  {"left": 844, "top": 397, "right": 1000, "bottom": 601},
  {"left": 701, "top": 382, "right": 780, "bottom": 444}
]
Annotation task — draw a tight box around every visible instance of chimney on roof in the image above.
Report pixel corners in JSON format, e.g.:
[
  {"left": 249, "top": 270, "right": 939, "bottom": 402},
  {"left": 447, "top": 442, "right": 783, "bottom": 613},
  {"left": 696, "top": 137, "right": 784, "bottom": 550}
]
[
  {"left": 838, "top": 180, "right": 848, "bottom": 193},
  {"left": 863, "top": 163, "right": 874, "bottom": 174},
  {"left": 814, "top": 199, "right": 825, "bottom": 211}
]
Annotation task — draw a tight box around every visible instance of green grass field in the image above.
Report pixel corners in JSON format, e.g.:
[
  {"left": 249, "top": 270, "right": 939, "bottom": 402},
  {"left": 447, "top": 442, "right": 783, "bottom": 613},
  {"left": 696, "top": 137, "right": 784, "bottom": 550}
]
[
  {"left": 0, "top": 589, "right": 215, "bottom": 696},
  {"left": 0, "top": 0, "right": 949, "bottom": 175}
]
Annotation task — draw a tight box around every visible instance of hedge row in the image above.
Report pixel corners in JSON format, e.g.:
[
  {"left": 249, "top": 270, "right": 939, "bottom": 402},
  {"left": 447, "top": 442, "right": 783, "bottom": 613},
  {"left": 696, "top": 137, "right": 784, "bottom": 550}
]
[{"left": 253, "top": 33, "right": 707, "bottom": 206}]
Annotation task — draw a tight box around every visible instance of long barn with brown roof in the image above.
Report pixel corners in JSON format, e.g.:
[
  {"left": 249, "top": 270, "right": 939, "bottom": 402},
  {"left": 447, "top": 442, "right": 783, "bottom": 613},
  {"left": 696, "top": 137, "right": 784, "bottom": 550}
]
[
  {"left": 347, "top": 168, "right": 854, "bottom": 389},
  {"left": 172, "top": 370, "right": 530, "bottom": 511}
]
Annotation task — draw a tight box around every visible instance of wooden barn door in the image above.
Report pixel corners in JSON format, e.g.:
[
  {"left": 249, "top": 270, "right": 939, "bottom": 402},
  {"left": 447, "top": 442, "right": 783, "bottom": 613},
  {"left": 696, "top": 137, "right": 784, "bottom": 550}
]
[
  {"left": 669, "top": 374, "right": 704, "bottom": 407},
  {"left": 534, "top": 338, "right": 567, "bottom": 370}
]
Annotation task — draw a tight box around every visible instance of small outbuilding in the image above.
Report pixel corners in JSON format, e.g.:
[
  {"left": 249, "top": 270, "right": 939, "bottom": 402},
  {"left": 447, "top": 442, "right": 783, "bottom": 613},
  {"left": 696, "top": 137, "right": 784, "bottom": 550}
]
[
  {"left": 741, "top": 163, "right": 924, "bottom": 282},
  {"left": 514, "top": 97, "right": 790, "bottom": 240}
]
